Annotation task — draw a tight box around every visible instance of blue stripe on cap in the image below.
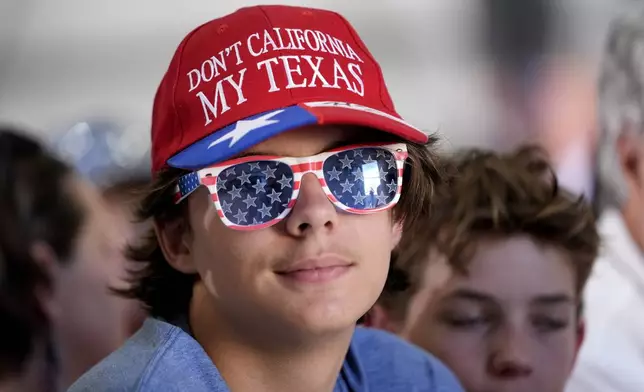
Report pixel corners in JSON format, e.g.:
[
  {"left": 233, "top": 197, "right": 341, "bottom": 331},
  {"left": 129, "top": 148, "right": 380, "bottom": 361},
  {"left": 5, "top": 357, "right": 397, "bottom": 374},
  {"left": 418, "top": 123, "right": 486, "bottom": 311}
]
[{"left": 167, "top": 105, "right": 318, "bottom": 170}]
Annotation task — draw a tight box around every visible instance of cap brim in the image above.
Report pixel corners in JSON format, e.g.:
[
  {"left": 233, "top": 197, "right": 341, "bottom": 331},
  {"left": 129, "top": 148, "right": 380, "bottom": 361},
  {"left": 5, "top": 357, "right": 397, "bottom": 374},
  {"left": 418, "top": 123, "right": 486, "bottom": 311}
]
[{"left": 167, "top": 102, "right": 428, "bottom": 170}]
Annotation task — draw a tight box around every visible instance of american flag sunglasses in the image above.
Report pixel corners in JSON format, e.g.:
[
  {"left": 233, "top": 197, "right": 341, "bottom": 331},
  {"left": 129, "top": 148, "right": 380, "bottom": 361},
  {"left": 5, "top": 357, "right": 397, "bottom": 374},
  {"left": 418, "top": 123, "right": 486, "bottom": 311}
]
[{"left": 174, "top": 143, "right": 408, "bottom": 230}]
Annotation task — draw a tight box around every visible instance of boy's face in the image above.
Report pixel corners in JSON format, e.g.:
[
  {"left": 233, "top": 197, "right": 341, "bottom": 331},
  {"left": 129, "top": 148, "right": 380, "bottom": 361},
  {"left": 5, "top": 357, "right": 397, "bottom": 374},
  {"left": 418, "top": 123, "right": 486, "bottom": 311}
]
[
  {"left": 52, "top": 177, "right": 143, "bottom": 377},
  {"left": 167, "top": 126, "right": 402, "bottom": 338},
  {"left": 403, "top": 235, "right": 581, "bottom": 392}
]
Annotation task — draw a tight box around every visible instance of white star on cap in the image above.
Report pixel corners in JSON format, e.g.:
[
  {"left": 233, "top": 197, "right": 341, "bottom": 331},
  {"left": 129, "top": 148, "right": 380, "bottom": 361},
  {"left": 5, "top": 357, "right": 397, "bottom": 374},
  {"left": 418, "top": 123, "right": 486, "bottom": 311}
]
[{"left": 208, "top": 109, "right": 285, "bottom": 149}]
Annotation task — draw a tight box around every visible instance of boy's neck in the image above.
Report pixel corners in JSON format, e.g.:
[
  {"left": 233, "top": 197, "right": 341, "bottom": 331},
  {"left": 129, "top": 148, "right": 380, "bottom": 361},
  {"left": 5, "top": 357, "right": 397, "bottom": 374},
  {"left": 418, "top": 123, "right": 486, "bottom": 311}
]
[{"left": 189, "top": 283, "right": 355, "bottom": 392}]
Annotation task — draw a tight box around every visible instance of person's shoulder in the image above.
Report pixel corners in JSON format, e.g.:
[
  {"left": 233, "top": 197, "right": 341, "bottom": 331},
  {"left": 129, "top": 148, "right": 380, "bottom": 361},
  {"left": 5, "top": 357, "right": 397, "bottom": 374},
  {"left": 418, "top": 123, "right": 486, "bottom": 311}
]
[
  {"left": 67, "top": 318, "right": 226, "bottom": 392},
  {"left": 67, "top": 318, "right": 183, "bottom": 392},
  {"left": 568, "top": 293, "right": 644, "bottom": 392},
  {"left": 352, "top": 327, "right": 464, "bottom": 392},
  {"left": 567, "top": 327, "right": 644, "bottom": 392}
]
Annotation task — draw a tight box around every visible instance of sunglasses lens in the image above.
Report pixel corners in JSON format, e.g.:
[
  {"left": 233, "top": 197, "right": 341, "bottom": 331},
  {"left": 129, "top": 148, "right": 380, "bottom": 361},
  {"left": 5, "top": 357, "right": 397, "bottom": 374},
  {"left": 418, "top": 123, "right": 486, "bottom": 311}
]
[
  {"left": 215, "top": 161, "right": 294, "bottom": 226},
  {"left": 323, "top": 147, "right": 399, "bottom": 210}
]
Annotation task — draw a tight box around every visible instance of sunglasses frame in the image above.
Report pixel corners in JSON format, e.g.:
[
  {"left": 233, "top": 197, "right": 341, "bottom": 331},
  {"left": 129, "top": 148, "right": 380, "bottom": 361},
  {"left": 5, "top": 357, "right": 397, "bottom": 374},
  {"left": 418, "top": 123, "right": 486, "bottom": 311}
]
[{"left": 174, "top": 142, "right": 408, "bottom": 230}]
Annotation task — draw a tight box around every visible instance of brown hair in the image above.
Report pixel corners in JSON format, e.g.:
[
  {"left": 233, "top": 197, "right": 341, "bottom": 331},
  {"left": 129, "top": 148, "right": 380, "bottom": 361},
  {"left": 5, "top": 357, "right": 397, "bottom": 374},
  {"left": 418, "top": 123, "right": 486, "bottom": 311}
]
[
  {"left": 0, "top": 127, "right": 83, "bottom": 379},
  {"left": 117, "top": 132, "right": 445, "bottom": 321},
  {"left": 379, "top": 145, "right": 600, "bottom": 320}
]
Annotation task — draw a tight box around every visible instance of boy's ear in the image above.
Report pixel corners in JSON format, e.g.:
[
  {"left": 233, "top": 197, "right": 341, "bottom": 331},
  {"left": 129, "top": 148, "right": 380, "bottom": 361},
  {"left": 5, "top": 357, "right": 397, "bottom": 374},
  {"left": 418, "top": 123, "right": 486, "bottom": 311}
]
[
  {"left": 30, "top": 241, "right": 61, "bottom": 320},
  {"left": 155, "top": 217, "right": 196, "bottom": 274}
]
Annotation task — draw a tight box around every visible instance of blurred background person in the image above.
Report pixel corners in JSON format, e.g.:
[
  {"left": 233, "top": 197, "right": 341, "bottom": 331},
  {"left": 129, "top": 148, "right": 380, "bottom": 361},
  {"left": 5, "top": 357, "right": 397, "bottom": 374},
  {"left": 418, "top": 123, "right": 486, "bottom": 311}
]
[
  {"left": 0, "top": 126, "right": 143, "bottom": 390},
  {"left": 566, "top": 9, "right": 644, "bottom": 392},
  {"left": 51, "top": 119, "right": 151, "bottom": 336},
  {"left": 482, "top": 0, "right": 552, "bottom": 145},
  {"left": 364, "top": 146, "right": 599, "bottom": 392},
  {"left": 481, "top": 0, "right": 598, "bottom": 198},
  {"left": 0, "top": 154, "right": 55, "bottom": 392}
]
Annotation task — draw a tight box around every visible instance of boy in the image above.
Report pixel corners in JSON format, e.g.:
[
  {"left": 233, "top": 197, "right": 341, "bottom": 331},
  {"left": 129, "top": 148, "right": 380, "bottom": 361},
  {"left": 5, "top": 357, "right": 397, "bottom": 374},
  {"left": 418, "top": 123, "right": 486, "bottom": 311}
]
[
  {"left": 69, "top": 5, "right": 463, "bottom": 392},
  {"left": 0, "top": 127, "right": 142, "bottom": 390},
  {"left": 366, "top": 146, "right": 599, "bottom": 392}
]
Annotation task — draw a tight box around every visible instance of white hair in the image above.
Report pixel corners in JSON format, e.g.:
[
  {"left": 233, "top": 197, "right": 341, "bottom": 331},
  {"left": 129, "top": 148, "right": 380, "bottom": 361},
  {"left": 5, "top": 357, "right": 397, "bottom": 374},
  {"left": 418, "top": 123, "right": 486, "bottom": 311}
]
[{"left": 596, "top": 10, "right": 644, "bottom": 211}]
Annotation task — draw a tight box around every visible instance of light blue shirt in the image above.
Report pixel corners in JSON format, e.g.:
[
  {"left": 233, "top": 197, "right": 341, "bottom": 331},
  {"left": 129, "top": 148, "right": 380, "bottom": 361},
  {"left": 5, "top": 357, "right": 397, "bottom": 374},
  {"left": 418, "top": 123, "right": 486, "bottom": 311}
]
[{"left": 68, "top": 318, "right": 463, "bottom": 391}]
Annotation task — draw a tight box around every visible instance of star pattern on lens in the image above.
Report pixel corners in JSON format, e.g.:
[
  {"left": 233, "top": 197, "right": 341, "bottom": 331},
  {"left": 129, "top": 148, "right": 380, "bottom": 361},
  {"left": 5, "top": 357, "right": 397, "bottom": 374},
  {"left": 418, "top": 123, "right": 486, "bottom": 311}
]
[
  {"left": 257, "top": 203, "right": 273, "bottom": 219},
  {"left": 386, "top": 180, "right": 397, "bottom": 193},
  {"left": 238, "top": 170, "right": 252, "bottom": 185},
  {"left": 352, "top": 191, "right": 367, "bottom": 205},
  {"left": 338, "top": 155, "right": 354, "bottom": 169},
  {"left": 352, "top": 167, "right": 364, "bottom": 182},
  {"left": 221, "top": 200, "right": 233, "bottom": 214},
  {"left": 378, "top": 167, "right": 388, "bottom": 181},
  {"left": 277, "top": 174, "right": 292, "bottom": 189},
  {"left": 206, "top": 147, "right": 400, "bottom": 225},
  {"left": 375, "top": 191, "right": 389, "bottom": 206},
  {"left": 322, "top": 147, "right": 399, "bottom": 210},
  {"left": 233, "top": 209, "right": 247, "bottom": 224},
  {"left": 252, "top": 179, "right": 266, "bottom": 194},
  {"left": 340, "top": 179, "right": 354, "bottom": 193},
  {"left": 267, "top": 189, "right": 282, "bottom": 204},
  {"left": 262, "top": 165, "right": 277, "bottom": 179},
  {"left": 327, "top": 166, "right": 342, "bottom": 181},
  {"left": 242, "top": 194, "right": 257, "bottom": 209},
  {"left": 363, "top": 155, "right": 376, "bottom": 164},
  {"left": 385, "top": 156, "right": 396, "bottom": 169},
  {"left": 216, "top": 162, "right": 293, "bottom": 226},
  {"left": 227, "top": 185, "right": 242, "bottom": 200}
]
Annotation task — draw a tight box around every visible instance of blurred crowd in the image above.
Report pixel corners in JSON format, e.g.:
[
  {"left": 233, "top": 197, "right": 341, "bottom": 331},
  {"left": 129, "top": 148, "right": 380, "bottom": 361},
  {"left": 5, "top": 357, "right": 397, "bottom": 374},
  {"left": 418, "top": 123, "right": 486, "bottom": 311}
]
[{"left": 1, "top": 1, "right": 644, "bottom": 391}]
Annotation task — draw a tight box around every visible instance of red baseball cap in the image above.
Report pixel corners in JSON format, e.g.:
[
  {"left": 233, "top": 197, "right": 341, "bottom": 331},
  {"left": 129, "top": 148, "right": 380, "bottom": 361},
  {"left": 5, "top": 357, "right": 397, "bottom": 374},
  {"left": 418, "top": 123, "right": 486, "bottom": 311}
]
[{"left": 151, "top": 5, "right": 427, "bottom": 173}]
